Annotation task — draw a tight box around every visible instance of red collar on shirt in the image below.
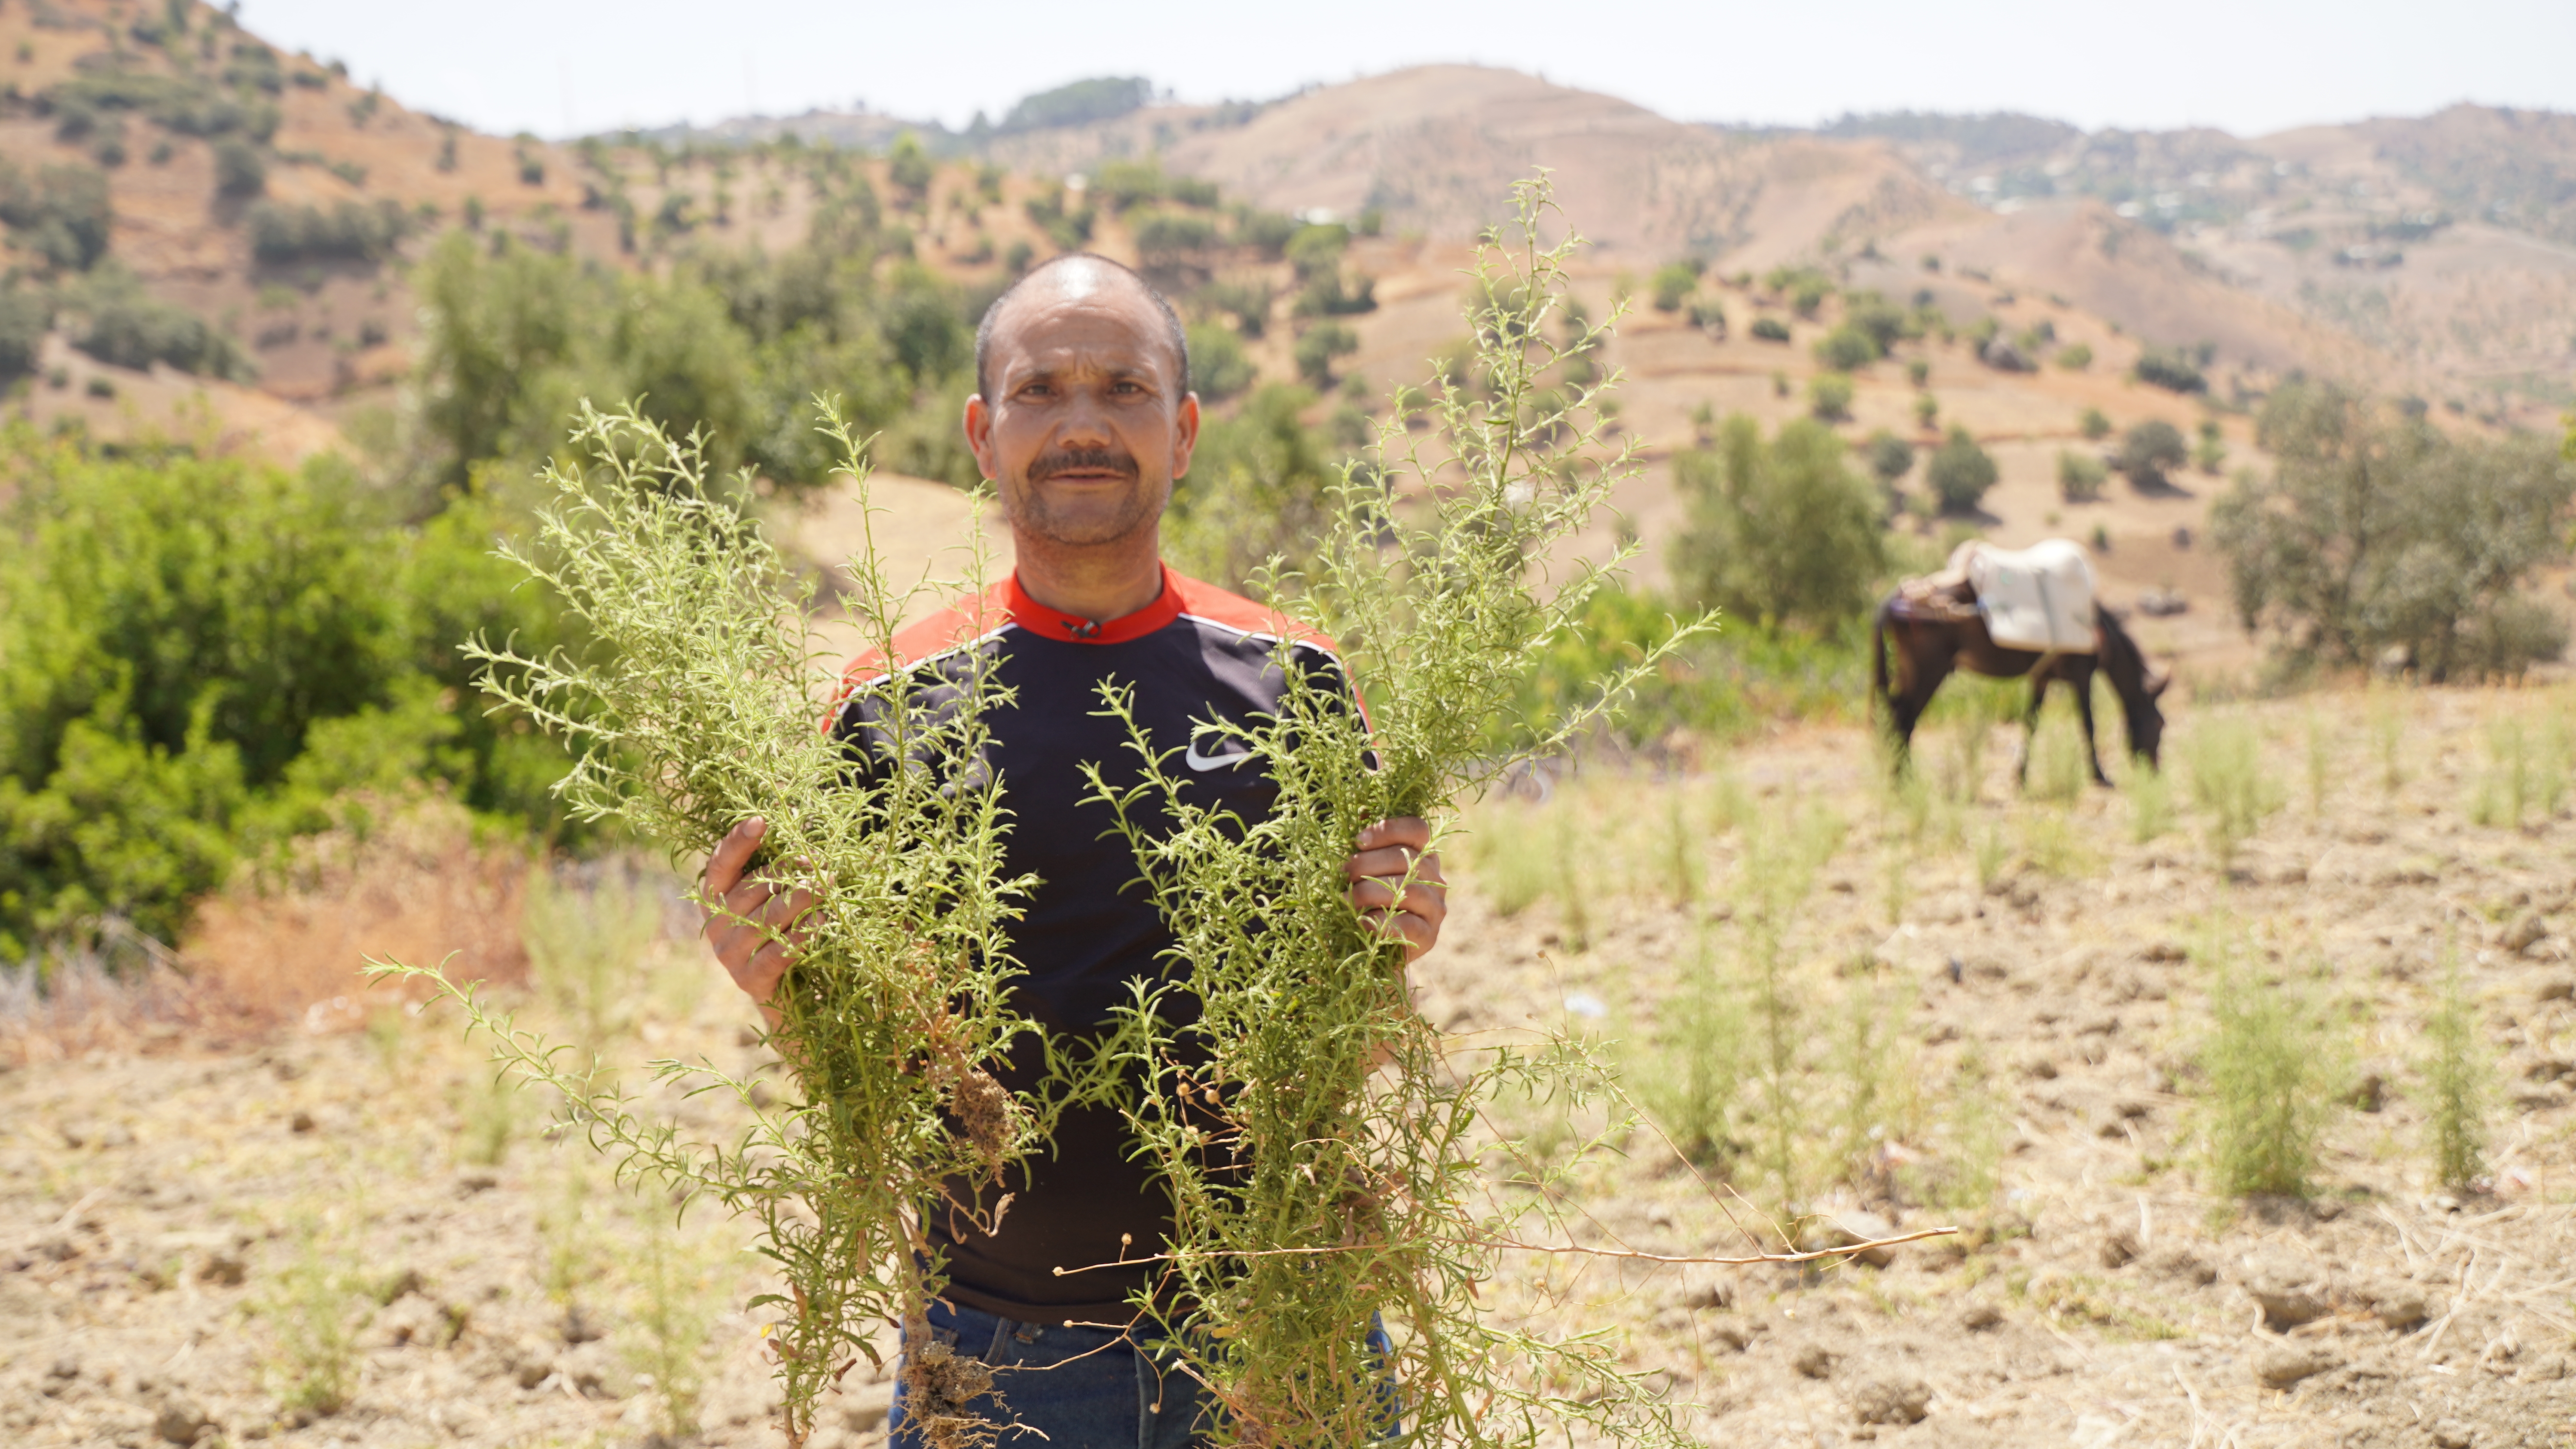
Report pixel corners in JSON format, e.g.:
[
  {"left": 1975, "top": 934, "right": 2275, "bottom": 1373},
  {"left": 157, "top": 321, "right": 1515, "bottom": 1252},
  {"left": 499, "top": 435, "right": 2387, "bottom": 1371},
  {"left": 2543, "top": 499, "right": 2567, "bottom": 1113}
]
[{"left": 1004, "top": 565, "right": 1185, "bottom": 645}]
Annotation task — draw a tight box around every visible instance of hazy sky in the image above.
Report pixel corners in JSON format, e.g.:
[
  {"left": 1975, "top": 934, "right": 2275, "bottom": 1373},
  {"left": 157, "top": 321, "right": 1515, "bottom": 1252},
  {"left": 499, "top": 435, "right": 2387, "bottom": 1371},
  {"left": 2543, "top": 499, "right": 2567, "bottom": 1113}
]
[{"left": 236, "top": 0, "right": 2576, "bottom": 142}]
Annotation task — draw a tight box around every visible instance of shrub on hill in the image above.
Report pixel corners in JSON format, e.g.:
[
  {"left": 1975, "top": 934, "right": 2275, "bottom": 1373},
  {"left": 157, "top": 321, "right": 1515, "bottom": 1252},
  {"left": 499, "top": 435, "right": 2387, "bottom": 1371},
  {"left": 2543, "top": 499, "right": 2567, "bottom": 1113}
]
[
  {"left": 1293, "top": 321, "right": 1357, "bottom": 388},
  {"left": 1134, "top": 208, "right": 1220, "bottom": 267},
  {"left": 0, "top": 162, "right": 112, "bottom": 272},
  {"left": 1863, "top": 429, "right": 1914, "bottom": 489},
  {"left": 2057, "top": 449, "right": 2108, "bottom": 502},
  {"left": 2212, "top": 380, "right": 2576, "bottom": 681},
  {"left": 413, "top": 225, "right": 978, "bottom": 493},
  {"left": 1925, "top": 427, "right": 1998, "bottom": 514},
  {"left": 999, "top": 76, "right": 1150, "bottom": 134},
  {"left": 247, "top": 199, "right": 411, "bottom": 263},
  {"left": 2114, "top": 418, "right": 2188, "bottom": 490},
  {"left": 1843, "top": 290, "right": 1916, "bottom": 353},
  {"left": 61, "top": 266, "right": 252, "bottom": 379},
  {"left": 1807, "top": 371, "right": 1854, "bottom": 421},
  {"left": 1750, "top": 316, "right": 1791, "bottom": 343},
  {"left": 2079, "top": 406, "right": 2112, "bottom": 440},
  {"left": 1162, "top": 383, "right": 1337, "bottom": 589},
  {"left": 1650, "top": 260, "right": 1701, "bottom": 313},
  {"left": 1183, "top": 321, "right": 1255, "bottom": 403},
  {"left": 1813, "top": 324, "right": 1879, "bottom": 371},
  {"left": 1023, "top": 186, "right": 1094, "bottom": 251},
  {"left": 2133, "top": 345, "right": 2208, "bottom": 393},
  {"left": 213, "top": 137, "right": 266, "bottom": 196},
  {"left": 1091, "top": 157, "right": 1218, "bottom": 213},
  {"left": 1671, "top": 413, "right": 1886, "bottom": 631},
  {"left": 0, "top": 284, "right": 46, "bottom": 380},
  {"left": 1229, "top": 205, "right": 1299, "bottom": 259}
]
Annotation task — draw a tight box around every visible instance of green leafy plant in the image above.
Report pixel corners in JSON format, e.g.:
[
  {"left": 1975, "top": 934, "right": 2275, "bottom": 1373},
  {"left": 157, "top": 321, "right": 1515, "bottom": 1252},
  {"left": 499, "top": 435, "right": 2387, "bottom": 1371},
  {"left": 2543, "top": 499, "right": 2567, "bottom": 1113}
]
[
  {"left": 2423, "top": 948, "right": 2491, "bottom": 1194},
  {"left": 2196, "top": 933, "right": 2345, "bottom": 1198},
  {"left": 373, "top": 402, "right": 1044, "bottom": 1448},
  {"left": 1068, "top": 179, "right": 1711, "bottom": 1449},
  {"left": 261, "top": 1219, "right": 372, "bottom": 1418},
  {"left": 2182, "top": 712, "right": 2281, "bottom": 872},
  {"left": 1925, "top": 426, "right": 1997, "bottom": 514}
]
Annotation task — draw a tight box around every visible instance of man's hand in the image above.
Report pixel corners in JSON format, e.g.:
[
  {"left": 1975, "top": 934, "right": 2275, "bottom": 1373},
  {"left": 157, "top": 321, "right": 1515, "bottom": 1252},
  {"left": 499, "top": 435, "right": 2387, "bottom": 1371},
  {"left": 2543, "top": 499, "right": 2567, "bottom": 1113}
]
[
  {"left": 1345, "top": 816, "right": 1446, "bottom": 965},
  {"left": 701, "top": 817, "right": 815, "bottom": 1027}
]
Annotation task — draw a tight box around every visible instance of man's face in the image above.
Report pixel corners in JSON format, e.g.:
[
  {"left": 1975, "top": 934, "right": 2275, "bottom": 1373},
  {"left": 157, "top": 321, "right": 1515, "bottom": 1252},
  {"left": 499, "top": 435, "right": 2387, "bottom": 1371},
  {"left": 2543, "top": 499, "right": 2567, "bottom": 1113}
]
[{"left": 965, "top": 266, "right": 1198, "bottom": 551}]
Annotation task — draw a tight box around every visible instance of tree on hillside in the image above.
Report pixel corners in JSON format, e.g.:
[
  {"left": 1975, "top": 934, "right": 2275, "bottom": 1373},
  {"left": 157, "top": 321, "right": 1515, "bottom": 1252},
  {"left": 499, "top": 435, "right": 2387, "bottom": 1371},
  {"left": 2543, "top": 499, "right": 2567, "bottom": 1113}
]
[
  {"left": 1650, "top": 260, "right": 1701, "bottom": 313},
  {"left": 1925, "top": 426, "right": 1998, "bottom": 515},
  {"left": 999, "top": 76, "right": 1151, "bottom": 133},
  {"left": 1671, "top": 414, "right": 1886, "bottom": 631},
  {"left": 2114, "top": 418, "right": 2188, "bottom": 490},
  {"left": 2212, "top": 380, "right": 2576, "bottom": 680}
]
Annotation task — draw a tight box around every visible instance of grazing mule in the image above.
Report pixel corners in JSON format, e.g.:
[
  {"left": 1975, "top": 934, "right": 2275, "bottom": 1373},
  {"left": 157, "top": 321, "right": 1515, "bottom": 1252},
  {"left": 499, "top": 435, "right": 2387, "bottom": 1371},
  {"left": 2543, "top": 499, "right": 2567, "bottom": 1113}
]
[{"left": 1872, "top": 589, "right": 2168, "bottom": 787}]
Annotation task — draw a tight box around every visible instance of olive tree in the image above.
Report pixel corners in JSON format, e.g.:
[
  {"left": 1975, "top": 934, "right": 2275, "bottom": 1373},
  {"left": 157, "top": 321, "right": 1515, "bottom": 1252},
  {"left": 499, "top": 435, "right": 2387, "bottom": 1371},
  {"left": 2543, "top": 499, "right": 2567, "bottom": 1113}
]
[
  {"left": 2210, "top": 381, "right": 2576, "bottom": 680},
  {"left": 1671, "top": 414, "right": 1886, "bottom": 631}
]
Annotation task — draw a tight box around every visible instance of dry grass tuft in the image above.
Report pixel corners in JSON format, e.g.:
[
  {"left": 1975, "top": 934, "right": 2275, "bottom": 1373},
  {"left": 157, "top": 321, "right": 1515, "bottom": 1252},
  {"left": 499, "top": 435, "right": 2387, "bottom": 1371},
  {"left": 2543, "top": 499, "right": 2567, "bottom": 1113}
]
[{"left": 186, "top": 795, "right": 531, "bottom": 1030}]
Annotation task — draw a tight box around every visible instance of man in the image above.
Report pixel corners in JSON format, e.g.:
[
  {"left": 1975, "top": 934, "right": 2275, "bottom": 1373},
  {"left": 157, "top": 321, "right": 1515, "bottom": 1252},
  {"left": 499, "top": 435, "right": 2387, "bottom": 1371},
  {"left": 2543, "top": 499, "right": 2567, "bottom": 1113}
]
[{"left": 701, "top": 253, "right": 1445, "bottom": 1448}]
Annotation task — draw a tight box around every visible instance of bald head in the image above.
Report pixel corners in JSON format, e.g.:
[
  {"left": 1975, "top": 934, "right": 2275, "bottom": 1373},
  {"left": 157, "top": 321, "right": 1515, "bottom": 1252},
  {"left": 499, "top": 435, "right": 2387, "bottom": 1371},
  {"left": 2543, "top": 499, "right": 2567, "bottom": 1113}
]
[{"left": 974, "top": 253, "right": 1190, "bottom": 403}]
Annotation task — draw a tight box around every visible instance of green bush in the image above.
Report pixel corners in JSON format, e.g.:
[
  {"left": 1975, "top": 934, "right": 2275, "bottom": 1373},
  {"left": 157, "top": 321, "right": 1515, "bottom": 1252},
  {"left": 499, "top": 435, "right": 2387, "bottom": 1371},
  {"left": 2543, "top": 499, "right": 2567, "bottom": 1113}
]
[
  {"left": 0, "top": 439, "right": 577, "bottom": 957},
  {"left": 1182, "top": 320, "right": 1255, "bottom": 403},
  {"left": 1648, "top": 261, "right": 1699, "bottom": 313},
  {"left": 214, "top": 136, "right": 265, "bottom": 197},
  {"left": 2424, "top": 952, "right": 2490, "bottom": 1192},
  {"left": 2194, "top": 419, "right": 2227, "bottom": 474},
  {"left": 1162, "top": 383, "right": 1336, "bottom": 590},
  {"left": 1133, "top": 208, "right": 1219, "bottom": 263},
  {"left": 0, "top": 283, "right": 48, "bottom": 379},
  {"left": 1749, "top": 316, "right": 1791, "bottom": 343},
  {"left": 884, "top": 132, "right": 932, "bottom": 199},
  {"left": 1842, "top": 291, "right": 1914, "bottom": 352},
  {"left": 2114, "top": 419, "right": 2188, "bottom": 489},
  {"left": 2055, "top": 342, "right": 2093, "bottom": 370},
  {"left": 247, "top": 198, "right": 410, "bottom": 263},
  {"left": 1671, "top": 414, "right": 1885, "bottom": 631},
  {"left": 1925, "top": 427, "right": 1998, "bottom": 514},
  {"left": 1292, "top": 321, "right": 1357, "bottom": 388},
  {"left": 2079, "top": 406, "right": 2112, "bottom": 440},
  {"left": 1812, "top": 324, "right": 1879, "bottom": 371},
  {"left": 997, "top": 75, "right": 1149, "bottom": 133},
  {"left": 1284, "top": 223, "right": 1348, "bottom": 282},
  {"left": 414, "top": 225, "right": 967, "bottom": 492},
  {"left": 1863, "top": 429, "right": 1913, "bottom": 487},
  {"left": 0, "top": 161, "right": 112, "bottom": 271},
  {"left": 2133, "top": 346, "right": 2207, "bottom": 394},
  {"left": 2056, "top": 449, "right": 2107, "bottom": 502},
  {"left": 2197, "top": 937, "right": 2344, "bottom": 1198},
  {"left": 61, "top": 266, "right": 252, "bottom": 379},
  {"left": 2212, "top": 381, "right": 2576, "bottom": 680},
  {"left": 1807, "top": 371, "right": 1854, "bottom": 421}
]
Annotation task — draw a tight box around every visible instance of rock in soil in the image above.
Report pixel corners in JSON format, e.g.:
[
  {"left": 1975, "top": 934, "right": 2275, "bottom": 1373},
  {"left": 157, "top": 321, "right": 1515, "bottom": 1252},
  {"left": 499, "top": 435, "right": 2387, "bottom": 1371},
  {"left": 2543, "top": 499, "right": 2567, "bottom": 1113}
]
[
  {"left": 150, "top": 1397, "right": 210, "bottom": 1445},
  {"left": 2432, "top": 1420, "right": 2475, "bottom": 1449},
  {"left": 1792, "top": 1343, "right": 1836, "bottom": 1379},
  {"left": 2240, "top": 1256, "right": 2332, "bottom": 1331},
  {"left": 2254, "top": 1342, "right": 2330, "bottom": 1389},
  {"left": 1851, "top": 1375, "right": 1933, "bottom": 1425}
]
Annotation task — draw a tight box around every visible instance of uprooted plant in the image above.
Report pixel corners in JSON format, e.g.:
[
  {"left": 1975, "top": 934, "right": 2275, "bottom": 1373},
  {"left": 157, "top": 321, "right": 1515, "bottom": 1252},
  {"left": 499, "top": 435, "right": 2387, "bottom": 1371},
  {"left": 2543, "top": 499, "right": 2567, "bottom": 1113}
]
[
  {"left": 1069, "top": 177, "right": 1719, "bottom": 1448},
  {"left": 369, "top": 401, "right": 1040, "bottom": 1449}
]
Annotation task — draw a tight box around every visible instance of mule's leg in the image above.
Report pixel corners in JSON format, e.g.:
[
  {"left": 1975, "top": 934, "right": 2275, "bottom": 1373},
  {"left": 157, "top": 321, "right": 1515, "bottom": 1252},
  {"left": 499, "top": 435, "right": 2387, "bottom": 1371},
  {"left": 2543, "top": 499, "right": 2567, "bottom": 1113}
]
[
  {"left": 2017, "top": 671, "right": 2051, "bottom": 789},
  {"left": 1892, "top": 661, "right": 1949, "bottom": 777},
  {"left": 2071, "top": 661, "right": 2111, "bottom": 786}
]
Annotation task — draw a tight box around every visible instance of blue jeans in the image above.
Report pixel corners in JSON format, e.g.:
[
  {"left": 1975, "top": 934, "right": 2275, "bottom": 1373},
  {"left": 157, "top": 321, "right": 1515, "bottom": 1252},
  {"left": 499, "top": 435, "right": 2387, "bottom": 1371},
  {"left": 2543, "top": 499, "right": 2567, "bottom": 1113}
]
[{"left": 887, "top": 1298, "right": 1398, "bottom": 1449}]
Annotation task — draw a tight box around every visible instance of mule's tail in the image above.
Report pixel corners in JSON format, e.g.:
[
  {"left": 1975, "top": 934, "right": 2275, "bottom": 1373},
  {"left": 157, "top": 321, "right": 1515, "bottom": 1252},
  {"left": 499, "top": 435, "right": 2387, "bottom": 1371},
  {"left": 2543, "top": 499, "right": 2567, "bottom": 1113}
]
[{"left": 1870, "top": 597, "right": 1894, "bottom": 725}]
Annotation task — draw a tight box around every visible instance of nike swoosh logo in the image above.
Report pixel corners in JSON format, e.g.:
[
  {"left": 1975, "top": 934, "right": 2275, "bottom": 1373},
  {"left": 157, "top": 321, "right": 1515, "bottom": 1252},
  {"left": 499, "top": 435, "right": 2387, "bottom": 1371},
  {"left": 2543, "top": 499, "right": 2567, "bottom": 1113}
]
[{"left": 1183, "top": 732, "right": 1250, "bottom": 772}]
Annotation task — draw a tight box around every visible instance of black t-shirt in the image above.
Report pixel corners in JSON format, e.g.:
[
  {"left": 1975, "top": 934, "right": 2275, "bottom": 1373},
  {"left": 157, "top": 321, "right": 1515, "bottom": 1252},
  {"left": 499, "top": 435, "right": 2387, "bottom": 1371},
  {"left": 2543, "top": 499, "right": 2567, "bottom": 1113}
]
[{"left": 829, "top": 565, "right": 1346, "bottom": 1323}]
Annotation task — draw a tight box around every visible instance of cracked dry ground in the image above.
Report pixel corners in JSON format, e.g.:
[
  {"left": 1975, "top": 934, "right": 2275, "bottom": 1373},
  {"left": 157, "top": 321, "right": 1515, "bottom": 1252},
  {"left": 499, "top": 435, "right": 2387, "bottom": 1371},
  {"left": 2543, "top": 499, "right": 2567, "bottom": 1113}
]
[{"left": 7, "top": 686, "right": 2576, "bottom": 1449}]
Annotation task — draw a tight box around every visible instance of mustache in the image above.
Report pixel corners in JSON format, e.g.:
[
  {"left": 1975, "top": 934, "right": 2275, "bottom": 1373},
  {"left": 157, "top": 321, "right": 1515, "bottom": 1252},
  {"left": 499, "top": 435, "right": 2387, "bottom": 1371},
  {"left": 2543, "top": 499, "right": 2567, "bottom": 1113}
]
[{"left": 1027, "top": 447, "right": 1140, "bottom": 483}]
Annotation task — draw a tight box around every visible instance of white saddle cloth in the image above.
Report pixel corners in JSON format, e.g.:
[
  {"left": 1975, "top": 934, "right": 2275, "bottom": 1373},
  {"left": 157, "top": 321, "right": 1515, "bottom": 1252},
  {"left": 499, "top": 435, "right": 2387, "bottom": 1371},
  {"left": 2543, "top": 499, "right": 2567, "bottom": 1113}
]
[{"left": 1950, "top": 538, "right": 2097, "bottom": 654}]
